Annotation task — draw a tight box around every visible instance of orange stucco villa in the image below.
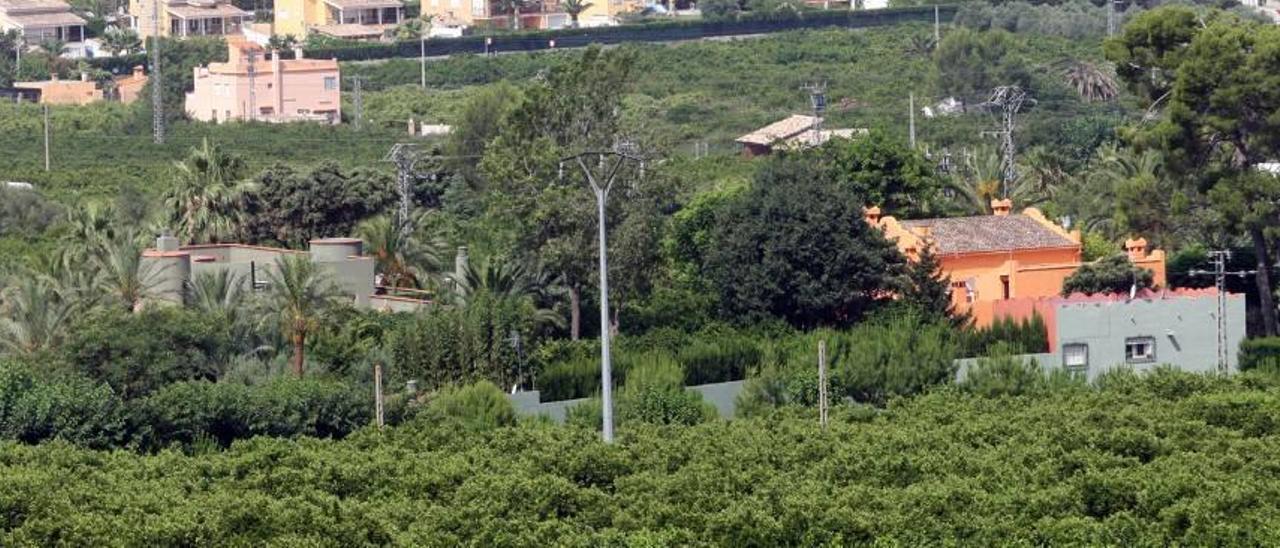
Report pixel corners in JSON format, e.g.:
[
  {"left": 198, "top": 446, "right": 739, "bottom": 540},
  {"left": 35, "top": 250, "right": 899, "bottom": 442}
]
[{"left": 868, "top": 198, "right": 1167, "bottom": 327}]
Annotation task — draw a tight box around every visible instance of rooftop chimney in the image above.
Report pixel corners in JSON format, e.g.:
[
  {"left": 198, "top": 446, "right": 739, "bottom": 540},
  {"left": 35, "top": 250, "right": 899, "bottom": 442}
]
[
  {"left": 990, "top": 198, "right": 1012, "bottom": 216},
  {"left": 132, "top": 65, "right": 145, "bottom": 79},
  {"left": 80, "top": 71, "right": 88, "bottom": 82},
  {"left": 1125, "top": 237, "right": 1149, "bottom": 260},
  {"left": 864, "top": 205, "right": 882, "bottom": 225},
  {"left": 156, "top": 232, "right": 180, "bottom": 252},
  {"left": 293, "top": 46, "right": 304, "bottom": 60}
]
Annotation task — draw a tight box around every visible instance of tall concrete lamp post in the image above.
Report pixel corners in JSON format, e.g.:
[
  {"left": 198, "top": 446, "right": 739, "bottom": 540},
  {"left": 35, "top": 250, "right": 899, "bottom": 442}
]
[{"left": 561, "top": 144, "right": 642, "bottom": 443}]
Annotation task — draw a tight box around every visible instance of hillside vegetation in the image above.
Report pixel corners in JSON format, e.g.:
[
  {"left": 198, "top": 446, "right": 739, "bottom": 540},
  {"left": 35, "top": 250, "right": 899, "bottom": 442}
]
[{"left": 3, "top": 370, "right": 1279, "bottom": 545}]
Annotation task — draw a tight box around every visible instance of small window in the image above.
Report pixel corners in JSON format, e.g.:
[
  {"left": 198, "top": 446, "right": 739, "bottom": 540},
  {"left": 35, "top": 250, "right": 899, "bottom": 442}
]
[
  {"left": 1000, "top": 275, "right": 1010, "bottom": 300},
  {"left": 324, "top": 76, "right": 337, "bottom": 91},
  {"left": 1063, "top": 343, "right": 1088, "bottom": 371},
  {"left": 1125, "top": 337, "right": 1156, "bottom": 364}
]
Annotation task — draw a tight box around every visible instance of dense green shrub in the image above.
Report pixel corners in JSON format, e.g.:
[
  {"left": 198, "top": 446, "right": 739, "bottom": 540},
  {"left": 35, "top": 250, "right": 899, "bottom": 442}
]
[
  {"left": 130, "top": 379, "right": 371, "bottom": 450},
  {"left": 957, "top": 312, "right": 1050, "bottom": 357},
  {"left": 61, "top": 308, "right": 237, "bottom": 399},
  {"left": 676, "top": 334, "right": 761, "bottom": 386},
  {"left": 617, "top": 354, "right": 716, "bottom": 426},
  {"left": 0, "top": 362, "right": 126, "bottom": 449},
  {"left": 5, "top": 371, "right": 1280, "bottom": 545},
  {"left": 390, "top": 291, "right": 533, "bottom": 392},
  {"left": 427, "top": 380, "right": 517, "bottom": 430},
  {"left": 1239, "top": 337, "right": 1280, "bottom": 372}
]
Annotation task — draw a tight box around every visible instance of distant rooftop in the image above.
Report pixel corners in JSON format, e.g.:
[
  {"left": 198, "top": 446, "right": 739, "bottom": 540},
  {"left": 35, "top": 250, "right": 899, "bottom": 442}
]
[
  {"left": 900, "top": 214, "right": 1078, "bottom": 255},
  {"left": 736, "top": 114, "right": 821, "bottom": 146}
]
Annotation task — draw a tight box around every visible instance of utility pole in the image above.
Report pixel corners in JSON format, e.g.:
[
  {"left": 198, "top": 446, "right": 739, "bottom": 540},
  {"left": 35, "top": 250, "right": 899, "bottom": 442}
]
[
  {"left": 348, "top": 76, "right": 364, "bottom": 130},
  {"left": 1189, "top": 250, "right": 1254, "bottom": 373},
  {"left": 818, "top": 339, "right": 829, "bottom": 429},
  {"left": 374, "top": 362, "right": 385, "bottom": 428},
  {"left": 934, "top": 5, "right": 941, "bottom": 42},
  {"left": 150, "top": 0, "right": 164, "bottom": 144},
  {"left": 42, "top": 104, "right": 50, "bottom": 171},
  {"left": 419, "top": 34, "right": 426, "bottom": 88},
  {"left": 384, "top": 143, "right": 422, "bottom": 241},
  {"left": 560, "top": 146, "right": 644, "bottom": 444},
  {"left": 908, "top": 91, "right": 916, "bottom": 149},
  {"left": 801, "top": 81, "right": 827, "bottom": 142},
  {"left": 246, "top": 47, "right": 257, "bottom": 121},
  {"left": 983, "top": 86, "right": 1030, "bottom": 198}
]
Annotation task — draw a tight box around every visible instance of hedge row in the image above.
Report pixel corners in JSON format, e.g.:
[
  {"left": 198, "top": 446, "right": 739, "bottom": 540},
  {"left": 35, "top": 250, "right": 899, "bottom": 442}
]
[{"left": 89, "top": 5, "right": 956, "bottom": 72}]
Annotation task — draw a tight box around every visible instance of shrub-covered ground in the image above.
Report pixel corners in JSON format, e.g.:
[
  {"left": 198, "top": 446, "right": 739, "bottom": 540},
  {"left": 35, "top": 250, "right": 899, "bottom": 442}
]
[{"left": 4, "top": 370, "right": 1280, "bottom": 545}]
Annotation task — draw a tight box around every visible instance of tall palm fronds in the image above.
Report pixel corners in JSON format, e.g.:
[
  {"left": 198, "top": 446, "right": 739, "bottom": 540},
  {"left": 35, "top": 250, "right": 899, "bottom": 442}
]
[
  {"left": 258, "top": 255, "right": 346, "bottom": 378},
  {"left": 943, "top": 147, "right": 1047, "bottom": 214},
  {"left": 561, "top": 0, "right": 593, "bottom": 27},
  {"left": 165, "top": 138, "right": 256, "bottom": 244},
  {"left": 0, "top": 278, "right": 75, "bottom": 356},
  {"left": 355, "top": 214, "right": 445, "bottom": 290},
  {"left": 189, "top": 269, "right": 246, "bottom": 317},
  {"left": 451, "top": 257, "right": 566, "bottom": 329},
  {"left": 62, "top": 202, "right": 119, "bottom": 257},
  {"left": 92, "top": 235, "right": 165, "bottom": 312},
  {"left": 1058, "top": 59, "right": 1119, "bottom": 103}
]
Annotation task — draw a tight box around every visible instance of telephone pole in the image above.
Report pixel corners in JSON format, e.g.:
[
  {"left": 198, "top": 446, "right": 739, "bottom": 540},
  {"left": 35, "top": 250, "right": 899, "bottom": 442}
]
[
  {"left": 1189, "top": 250, "right": 1254, "bottom": 373},
  {"left": 908, "top": 91, "right": 916, "bottom": 148},
  {"left": 983, "top": 86, "right": 1029, "bottom": 198},
  {"left": 42, "top": 104, "right": 50, "bottom": 171},
  {"left": 934, "top": 5, "right": 941, "bottom": 42},
  {"left": 150, "top": 0, "right": 164, "bottom": 144},
  {"left": 560, "top": 146, "right": 644, "bottom": 444},
  {"left": 246, "top": 47, "right": 257, "bottom": 121}
]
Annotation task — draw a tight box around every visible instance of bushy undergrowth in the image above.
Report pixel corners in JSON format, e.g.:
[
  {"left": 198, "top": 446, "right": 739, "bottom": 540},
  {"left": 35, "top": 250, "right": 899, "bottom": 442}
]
[{"left": 3, "top": 371, "right": 1280, "bottom": 545}]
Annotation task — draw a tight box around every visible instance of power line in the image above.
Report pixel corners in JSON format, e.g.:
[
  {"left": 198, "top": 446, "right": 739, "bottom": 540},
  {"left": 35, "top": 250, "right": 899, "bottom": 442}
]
[{"left": 1188, "top": 250, "right": 1253, "bottom": 373}]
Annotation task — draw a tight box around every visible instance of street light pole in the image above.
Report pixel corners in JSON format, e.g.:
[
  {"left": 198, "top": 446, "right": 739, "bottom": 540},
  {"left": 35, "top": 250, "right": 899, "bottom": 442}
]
[
  {"left": 564, "top": 149, "right": 641, "bottom": 443},
  {"left": 419, "top": 35, "right": 426, "bottom": 88}
]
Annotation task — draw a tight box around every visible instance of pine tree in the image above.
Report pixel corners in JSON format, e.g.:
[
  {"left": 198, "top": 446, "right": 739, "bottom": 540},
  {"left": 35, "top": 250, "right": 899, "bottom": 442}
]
[{"left": 900, "top": 244, "right": 962, "bottom": 324}]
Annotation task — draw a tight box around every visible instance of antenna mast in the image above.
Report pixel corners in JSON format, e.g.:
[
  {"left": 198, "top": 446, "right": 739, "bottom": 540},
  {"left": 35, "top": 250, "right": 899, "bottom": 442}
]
[{"left": 150, "top": 0, "right": 164, "bottom": 143}]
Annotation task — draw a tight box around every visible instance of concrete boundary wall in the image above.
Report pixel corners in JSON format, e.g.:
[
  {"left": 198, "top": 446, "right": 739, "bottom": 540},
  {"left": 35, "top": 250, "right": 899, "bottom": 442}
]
[{"left": 510, "top": 380, "right": 747, "bottom": 423}]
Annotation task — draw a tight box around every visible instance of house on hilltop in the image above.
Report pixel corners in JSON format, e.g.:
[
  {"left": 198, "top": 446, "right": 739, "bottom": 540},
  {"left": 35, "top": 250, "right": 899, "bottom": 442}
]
[
  {"left": 185, "top": 39, "right": 341, "bottom": 124},
  {"left": 273, "top": 0, "right": 405, "bottom": 40},
  {"left": 0, "top": 0, "right": 87, "bottom": 54},
  {"left": 869, "top": 198, "right": 1167, "bottom": 327},
  {"left": 128, "top": 0, "right": 252, "bottom": 39}
]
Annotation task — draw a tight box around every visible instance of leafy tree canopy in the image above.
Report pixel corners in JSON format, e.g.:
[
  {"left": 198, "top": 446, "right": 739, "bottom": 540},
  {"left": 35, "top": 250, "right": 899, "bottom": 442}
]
[{"left": 1061, "top": 254, "right": 1155, "bottom": 296}]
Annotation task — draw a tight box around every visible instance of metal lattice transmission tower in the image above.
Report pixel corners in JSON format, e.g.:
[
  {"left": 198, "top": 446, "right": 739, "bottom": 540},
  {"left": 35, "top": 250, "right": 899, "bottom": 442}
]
[
  {"left": 382, "top": 143, "right": 442, "bottom": 241},
  {"left": 984, "top": 85, "right": 1030, "bottom": 199},
  {"left": 150, "top": 0, "right": 164, "bottom": 144},
  {"left": 801, "top": 81, "right": 827, "bottom": 136},
  {"left": 1189, "top": 250, "right": 1255, "bottom": 373},
  {"left": 246, "top": 48, "right": 257, "bottom": 121}
]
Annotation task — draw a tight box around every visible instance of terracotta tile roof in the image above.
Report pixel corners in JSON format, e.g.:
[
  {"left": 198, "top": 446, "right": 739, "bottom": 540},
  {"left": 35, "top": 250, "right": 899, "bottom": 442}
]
[
  {"left": 310, "top": 23, "right": 389, "bottom": 37},
  {"left": 167, "top": 2, "right": 250, "bottom": 18},
  {"left": 322, "top": 0, "right": 403, "bottom": 9},
  {"left": 736, "top": 114, "right": 821, "bottom": 146},
  {"left": 2, "top": 10, "right": 83, "bottom": 26},
  {"left": 0, "top": 0, "right": 72, "bottom": 14},
  {"left": 900, "top": 214, "right": 1077, "bottom": 255}
]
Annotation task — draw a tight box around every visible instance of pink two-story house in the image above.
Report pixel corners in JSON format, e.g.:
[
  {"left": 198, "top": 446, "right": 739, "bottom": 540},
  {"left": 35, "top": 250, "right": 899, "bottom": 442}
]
[{"left": 185, "top": 38, "right": 341, "bottom": 124}]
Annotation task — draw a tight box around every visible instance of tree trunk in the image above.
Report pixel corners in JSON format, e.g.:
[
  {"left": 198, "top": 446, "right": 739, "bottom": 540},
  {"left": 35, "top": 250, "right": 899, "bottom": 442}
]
[
  {"left": 292, "top": 331, "right": 306, "bottom": 378},
  {"left": 1252, "top": 227, "right": 1278, "bottom": 337},
  {"left": 569, "top": 285, "right": 581, "bottom": 341}
]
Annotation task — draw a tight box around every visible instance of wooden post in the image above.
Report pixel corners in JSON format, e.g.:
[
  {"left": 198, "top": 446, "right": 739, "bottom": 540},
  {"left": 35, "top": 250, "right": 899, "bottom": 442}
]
[
  {"left": 374, "top": 362, "right": 385, "bottom": 429},
  {"left": 818, "top": 339, "right": 828, "bottom": 429}
]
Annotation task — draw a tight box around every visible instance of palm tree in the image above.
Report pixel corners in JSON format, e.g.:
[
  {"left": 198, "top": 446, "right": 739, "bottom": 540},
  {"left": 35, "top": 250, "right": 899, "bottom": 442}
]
[
  {"left": 944, "top": 146, "right": 1052, "bottom": 215},
  {"left": 1058, "top": 59, "right": 1119, "bottom": 103},
  {"left": 451, "top": 257, "right": 566, "bottom": 329},
  {"left": 259, "top": 254, "right": 345, "bottom": 378},
  {"left": 561, "top": 0, "right": 593, "bottom": 27},
  {"left": 38, "top": 38, "right": 66, "bottom": 56},
  {"left": 189, "top": 269, "right": 246, "bottom": 316},
  {"left": 496, "top": 0, "right": 529, "bottom": 30},
  {"left": 101, "top": 27, "right": 142, "bottom": 56},
  {"left": 0, "top": 278, "right": 75, "bottom": 356},
  {"left": 92, "top": 235, "right": 165, "bottom": 312},
  {"left": 355, "top": 214, "right": 444, "bottom": 291},
  {"left": 165, "top": 138, "right": 256, "bottom": 244}
]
